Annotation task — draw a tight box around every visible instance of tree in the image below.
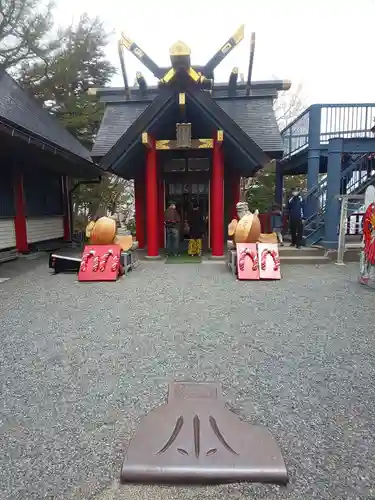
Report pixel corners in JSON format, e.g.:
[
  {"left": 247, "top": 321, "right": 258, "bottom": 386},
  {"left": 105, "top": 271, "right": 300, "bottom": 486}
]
[
  {"left": 244, "top": 84, "right": 307, "bottom": 211},
  {"left": 18, "top": 13, "right": 116, "bottom": 149},
  {"left": 17, "top": 14, "right": 134, "bottom": 228},
  {"left": 0, "top": 0, "right": 57, "bottom": 71}
]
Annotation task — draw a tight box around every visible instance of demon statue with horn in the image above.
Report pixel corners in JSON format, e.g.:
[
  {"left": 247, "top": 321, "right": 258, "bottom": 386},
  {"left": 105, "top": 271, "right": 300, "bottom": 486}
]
[{"left": 228, "top": 201, "right": 278, "bottom": 247}]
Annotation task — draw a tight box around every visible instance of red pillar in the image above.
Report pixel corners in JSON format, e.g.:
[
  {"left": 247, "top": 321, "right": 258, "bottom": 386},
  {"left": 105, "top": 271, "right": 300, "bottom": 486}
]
[
  {"left": 14, "top": 170, "right": 28, "bottom": 253},
  {"left": 134, "top": 177, "right": 145, "bottom": 249},
  {"left": 231, "top": 174, "right": 241, "bottom": 220},
  {"left": 61, "top": 175, "right": 71, "bottom": 241},
  {"left": 211, "top": 136, "right": 224, "bottom": 257},
  {"left": 145, "top": 138, "right": 159, "bottom": 257}
]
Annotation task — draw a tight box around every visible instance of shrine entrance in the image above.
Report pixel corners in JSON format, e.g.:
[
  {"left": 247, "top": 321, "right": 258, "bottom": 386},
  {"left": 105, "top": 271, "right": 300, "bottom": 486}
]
[
  {"left": 163, "top": 157, "right": 211, "bottom": 251},
  {"left": 165, "top": 180, "right": 210, "bottom": 251}
]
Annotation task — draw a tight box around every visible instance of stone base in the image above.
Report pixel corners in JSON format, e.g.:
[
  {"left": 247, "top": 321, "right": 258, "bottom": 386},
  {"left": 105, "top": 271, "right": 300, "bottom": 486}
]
[
  {"left": 209, "top": 254, "right": 225, "bottom": 260},
  {"left": 144, "top": 254, "right": 162, "bottom": 260}
]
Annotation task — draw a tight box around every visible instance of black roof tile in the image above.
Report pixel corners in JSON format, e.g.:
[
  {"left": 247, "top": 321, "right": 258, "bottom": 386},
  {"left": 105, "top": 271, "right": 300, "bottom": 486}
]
[
  {"left": 217, "top": 98, "right": 283, "bottom": 154},
  {"left": 92, "top": 95, "right": 283, "bottom": 158},
  {"left": 92, "top": 101, "right": 148, "bottom": 157},
  {"left": 0, "top": 68, "right": 92, "bottom": 162}
]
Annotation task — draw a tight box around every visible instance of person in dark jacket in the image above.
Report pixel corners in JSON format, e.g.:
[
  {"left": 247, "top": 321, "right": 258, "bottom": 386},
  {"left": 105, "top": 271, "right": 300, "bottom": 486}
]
[
  {"left": 288, "top": 189, "right": 305, "bottom": 248},
  {"left": 188, "top": 204, "right": 205, "bottom": 256}
]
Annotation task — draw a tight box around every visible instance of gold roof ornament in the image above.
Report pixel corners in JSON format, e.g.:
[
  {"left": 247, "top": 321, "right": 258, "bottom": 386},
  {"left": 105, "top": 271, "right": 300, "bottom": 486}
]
[{"left": 169, "top": 41, "right": 191, "bottom": 57}]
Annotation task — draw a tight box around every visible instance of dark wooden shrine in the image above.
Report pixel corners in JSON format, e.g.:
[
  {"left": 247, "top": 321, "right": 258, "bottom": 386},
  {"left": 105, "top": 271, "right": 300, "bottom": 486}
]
[{"left": 91, "top": 26, "right": 290, "bottom": 257}]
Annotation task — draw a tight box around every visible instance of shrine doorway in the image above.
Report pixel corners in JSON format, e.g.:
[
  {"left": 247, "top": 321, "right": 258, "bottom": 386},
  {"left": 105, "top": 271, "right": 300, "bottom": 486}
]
[{"left": 165, "top": 180, "right": 210, "bottom": 251}]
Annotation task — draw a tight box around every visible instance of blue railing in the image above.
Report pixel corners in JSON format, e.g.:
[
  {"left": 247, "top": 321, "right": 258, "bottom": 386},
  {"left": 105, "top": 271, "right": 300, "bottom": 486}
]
[
  {"left": 302, "top": 153, "right": 375, "bottom": 245},
  {"left": 282, "top": 108, "right": 310, "bottom": 158},
  {"left": 281, "top": 103, "right": 375, "bottom": 159}
]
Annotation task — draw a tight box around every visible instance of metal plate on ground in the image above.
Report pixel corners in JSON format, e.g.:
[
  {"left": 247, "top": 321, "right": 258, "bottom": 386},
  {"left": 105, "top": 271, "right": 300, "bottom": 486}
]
[{"left": 120, "top": 381, "right": 288, "bottom": 485}]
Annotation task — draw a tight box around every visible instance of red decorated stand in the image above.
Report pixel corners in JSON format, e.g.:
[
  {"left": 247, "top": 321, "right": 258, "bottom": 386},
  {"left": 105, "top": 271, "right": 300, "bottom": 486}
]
[
  {"left": 258, "top": 243, "right": 281, "bottom": 280},
  {"left": 235, "top": 243, "right": 281, "bottom": 280},
  {"left": 236, "top": 243, "right": 260, "bottom": 280},
  {"left": 359, "top": 186, "right": 375, "bottom": 289},
  {"left": 78, "top": 244, "right": 123, "bottom": 282}
]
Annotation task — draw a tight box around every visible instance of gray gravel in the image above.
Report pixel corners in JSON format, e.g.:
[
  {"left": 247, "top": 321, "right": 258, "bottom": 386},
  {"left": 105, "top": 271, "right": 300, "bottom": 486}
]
[{"left": 0, "top": 258, "right": 374, "bottom": 500}]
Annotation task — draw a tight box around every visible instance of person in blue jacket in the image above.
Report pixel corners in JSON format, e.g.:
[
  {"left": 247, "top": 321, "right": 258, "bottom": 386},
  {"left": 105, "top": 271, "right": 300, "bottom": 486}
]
[{"left": 288, "top": 189, "right": 305, "bottom": 248}]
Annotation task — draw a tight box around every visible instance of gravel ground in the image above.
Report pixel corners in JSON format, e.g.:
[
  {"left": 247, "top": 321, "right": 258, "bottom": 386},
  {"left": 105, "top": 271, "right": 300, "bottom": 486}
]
[{"left": 0, "top": 257, "right": 374, "bottom": 500}]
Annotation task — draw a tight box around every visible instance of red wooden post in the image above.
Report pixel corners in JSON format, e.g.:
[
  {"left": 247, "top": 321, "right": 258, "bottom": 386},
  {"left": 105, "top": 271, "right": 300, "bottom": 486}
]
[
  {"left": 134, "top": 177, "right": 145, "bottom": 249},
  {"left": 13, "top": 170, "right": 28, "bottom": 253},
  {"left": 145, "top": 137, "right": 159, "bottom": 257},
  {"left": 211, "top": 135, "right": 224, "bottom": 257},
  {"left": 61, "top": 175, "right": 71, "bottom": 241}
]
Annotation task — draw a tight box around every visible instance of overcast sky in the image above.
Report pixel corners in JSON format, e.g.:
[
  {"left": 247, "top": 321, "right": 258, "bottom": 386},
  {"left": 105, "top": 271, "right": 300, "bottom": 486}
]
[{"left": 55, "top": 0, "right": 374, "bottom": 106}]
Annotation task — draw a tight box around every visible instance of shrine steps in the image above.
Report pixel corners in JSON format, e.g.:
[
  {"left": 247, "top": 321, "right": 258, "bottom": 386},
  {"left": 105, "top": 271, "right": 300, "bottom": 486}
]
[{"left": 279, "top": 246, "right": 331, "bottom": 265}]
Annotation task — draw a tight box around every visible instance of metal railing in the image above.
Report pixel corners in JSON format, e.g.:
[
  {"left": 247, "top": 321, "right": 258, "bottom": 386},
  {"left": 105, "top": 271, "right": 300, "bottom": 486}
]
[
  {"left": 302, "top": 153, "right": 374, "bottom": 245},
  {"left": 281, "top": 108, "right": 310, "bottom": 158},
  {"left": 259, "top": 211, "right": 363, "bottom": 237},
  {"left": 336, "top": 195, "right": 365, "bottom": 265},
  {"left": 281, "top": 103, "right": 375, "bottom": 159}
]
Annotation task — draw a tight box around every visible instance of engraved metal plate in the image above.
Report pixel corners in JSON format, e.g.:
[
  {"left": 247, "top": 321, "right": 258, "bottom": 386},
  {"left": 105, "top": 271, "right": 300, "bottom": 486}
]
[{"left": 120, "top": 381, "right": 288, "bottom": 485}]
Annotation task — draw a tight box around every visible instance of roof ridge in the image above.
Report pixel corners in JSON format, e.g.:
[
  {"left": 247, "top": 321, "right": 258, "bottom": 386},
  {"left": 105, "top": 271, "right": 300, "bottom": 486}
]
[{"left": 0, "top": 67, "right": 92, "bottom": 161}]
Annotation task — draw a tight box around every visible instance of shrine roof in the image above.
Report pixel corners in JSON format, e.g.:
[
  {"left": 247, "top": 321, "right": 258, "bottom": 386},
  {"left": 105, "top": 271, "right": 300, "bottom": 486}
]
[
  {"left": 91, "top": 81, "right": 284, "bottom": 161},
  {"left": 0, "top": 68, "right": 102, "bottom": 177}
]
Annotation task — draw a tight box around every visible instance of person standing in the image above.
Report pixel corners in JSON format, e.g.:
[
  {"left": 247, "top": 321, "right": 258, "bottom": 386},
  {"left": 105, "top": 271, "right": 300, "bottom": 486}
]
[
  {"left": 288, "top": 189, "right": 305, "bottom": 248},
  {"left": 271, "top": 203, "right": 284, "bottom": 246},
  {"left": 188, "top": 204, "right": 205, "bottom": 256},
  {"left": 164, "top": 201, "right": 181, "bottom": 256}
]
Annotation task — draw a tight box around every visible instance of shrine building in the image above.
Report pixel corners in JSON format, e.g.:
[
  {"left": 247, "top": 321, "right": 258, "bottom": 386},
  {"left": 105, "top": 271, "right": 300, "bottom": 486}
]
[
  {"left": 91, "top": 27, "right": 291, "bottom": 257},
  {"left": 0, "top": 68, "right": 101, "bottom": 261}
]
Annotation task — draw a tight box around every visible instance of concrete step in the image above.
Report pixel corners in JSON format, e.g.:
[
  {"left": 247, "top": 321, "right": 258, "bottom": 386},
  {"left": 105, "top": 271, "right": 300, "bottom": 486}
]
[
  {"left": 281, "top": 255, "right": 331, "bottom": 265},
  {"left": 279, "top": 246, "right": 325, "bottom": 257}
]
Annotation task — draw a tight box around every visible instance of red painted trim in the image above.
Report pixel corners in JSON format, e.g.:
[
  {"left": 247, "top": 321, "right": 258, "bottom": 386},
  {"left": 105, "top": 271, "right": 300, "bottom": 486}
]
[
  {"left": 134, "top": 177, "right": 145, "bottom": 249},
  {"left": 145, "top": 138, "right": 159, "bottom": 257},
  {"left": 13, "top": 170, "right": 28, "bottom": 253},
  {"left": 61, "top": 176, "right": 71, "bottom": 240},
  {"left": 211, "top": 137, "right": 224, "bottom": 257}
]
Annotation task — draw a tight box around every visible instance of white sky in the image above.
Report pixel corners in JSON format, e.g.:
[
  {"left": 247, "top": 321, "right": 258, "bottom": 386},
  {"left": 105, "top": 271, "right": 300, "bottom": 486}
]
[{"left": 55, "top": 0, "right": 375, "bottom": 106}]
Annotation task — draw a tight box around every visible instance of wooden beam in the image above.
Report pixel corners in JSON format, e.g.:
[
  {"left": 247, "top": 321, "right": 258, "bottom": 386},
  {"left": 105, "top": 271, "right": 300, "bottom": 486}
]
[
  {"left": 141, "top": 132, "right": 152, "bottom": 148},
  {"left": 155, "top": 139, "right": 214, "bottom": 150}
]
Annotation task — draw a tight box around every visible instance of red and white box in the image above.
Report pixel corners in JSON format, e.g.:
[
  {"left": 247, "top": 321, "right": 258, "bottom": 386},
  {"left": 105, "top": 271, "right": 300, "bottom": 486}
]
[
  {"left": 258, "top": 243, "right": 281, "bottom": 280},
  {"left": 236, "top": 243, "right": 260, "bottom": 280},
  {"left": 78, "top": 244, "right": 122, "bottom": 282}
]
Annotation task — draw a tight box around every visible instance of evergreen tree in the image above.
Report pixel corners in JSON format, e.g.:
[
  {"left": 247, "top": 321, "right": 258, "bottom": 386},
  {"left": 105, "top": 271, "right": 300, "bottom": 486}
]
[
  {"left": 18, "top": 13, "right": 116, "bottom": 149},
  {"left": 17, "top": 14, "right": 135, "bottom": 228},
  {"left": 0, "top": 0, "right": 57, "bottom": 71}
]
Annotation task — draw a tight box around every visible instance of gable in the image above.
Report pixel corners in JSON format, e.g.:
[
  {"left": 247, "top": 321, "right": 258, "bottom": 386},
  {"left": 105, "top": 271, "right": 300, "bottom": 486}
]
[{"left": 92, "top": 94, "right": 283, "bottom": 160}]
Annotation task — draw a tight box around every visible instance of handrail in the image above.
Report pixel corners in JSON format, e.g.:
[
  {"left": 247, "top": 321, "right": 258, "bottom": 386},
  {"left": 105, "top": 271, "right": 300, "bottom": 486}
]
[{"left": 281, "top": 103, "right": 375, "bottom": 159}]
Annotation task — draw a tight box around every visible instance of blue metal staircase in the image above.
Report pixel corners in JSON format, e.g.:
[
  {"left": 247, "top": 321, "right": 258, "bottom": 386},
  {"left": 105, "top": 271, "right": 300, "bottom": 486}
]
[
  {"left": 280, "top": 103, "right": 375, "bottom": 247},
  {"left": 302, "top": 153, "right": 375, "bottom": 245}
]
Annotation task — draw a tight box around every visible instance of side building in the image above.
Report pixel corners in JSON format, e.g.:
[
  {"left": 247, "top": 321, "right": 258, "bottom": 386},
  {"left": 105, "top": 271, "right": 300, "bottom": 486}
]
[{"left": 0, "top": 68, "right": 102, "bottom": 258}]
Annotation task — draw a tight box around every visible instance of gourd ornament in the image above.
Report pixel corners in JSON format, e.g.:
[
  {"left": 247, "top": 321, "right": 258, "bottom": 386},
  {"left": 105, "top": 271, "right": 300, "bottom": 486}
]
[
  {"left": 89, "top": 217, "right": 117, "bottom": 245},
  {"left": 228, "top": 202, "right": 261, "bottom": 243}
]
